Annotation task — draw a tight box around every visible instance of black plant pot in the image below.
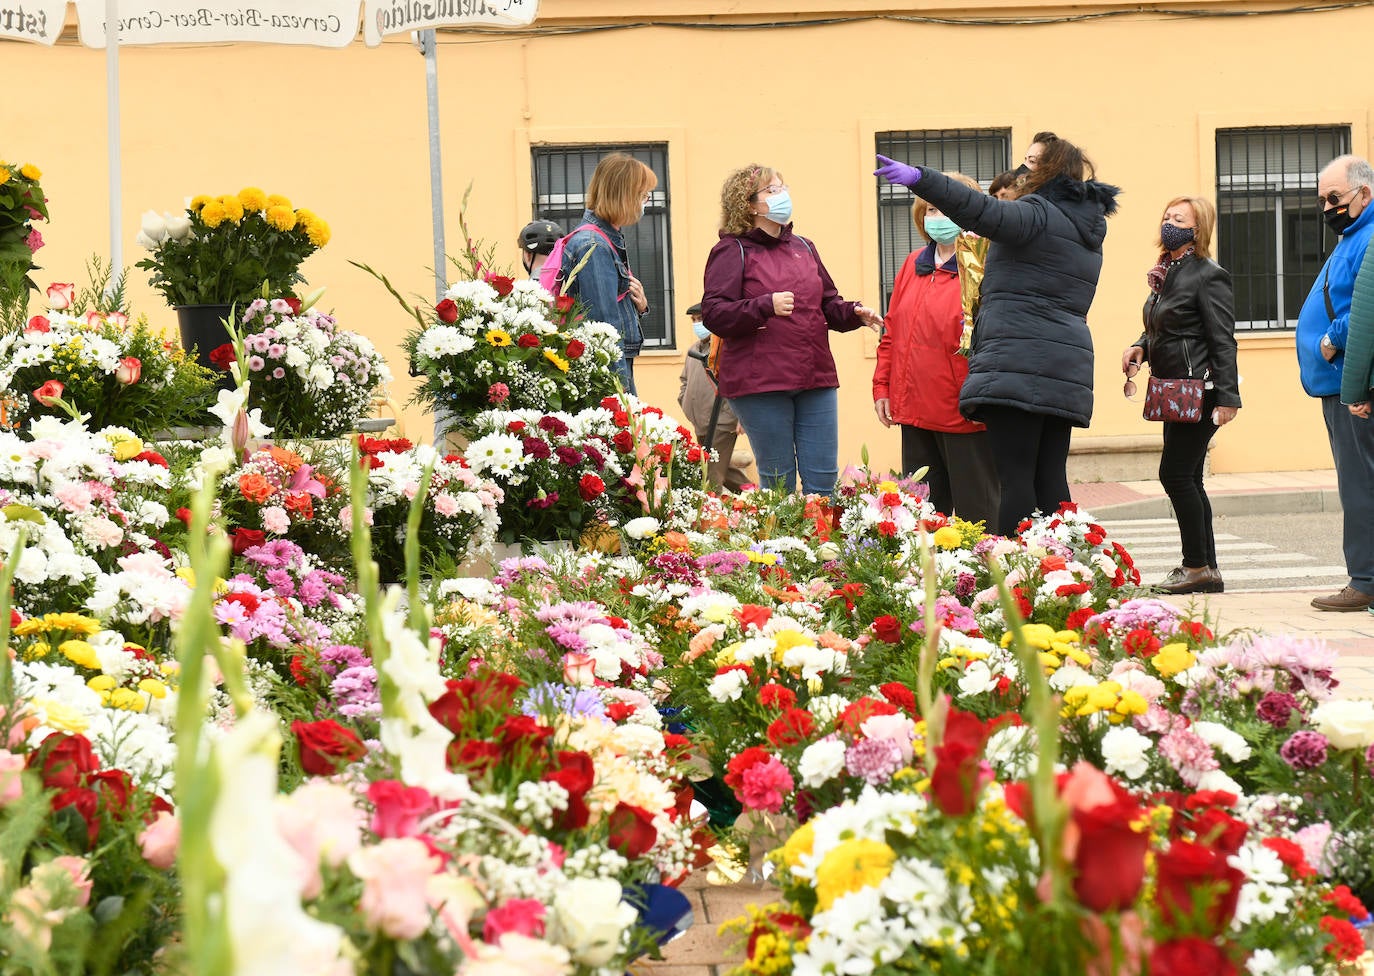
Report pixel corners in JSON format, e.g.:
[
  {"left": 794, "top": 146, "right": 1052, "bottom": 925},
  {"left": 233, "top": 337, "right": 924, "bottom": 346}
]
[{"left": 175, "top": 304, "right": 236, "bottom": 384}]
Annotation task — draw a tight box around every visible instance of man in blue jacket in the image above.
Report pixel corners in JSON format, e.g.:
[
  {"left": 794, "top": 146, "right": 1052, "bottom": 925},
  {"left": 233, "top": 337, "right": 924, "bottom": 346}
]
[{"left": 1297, "top": 155, "right": 1374, "bottom": 611}]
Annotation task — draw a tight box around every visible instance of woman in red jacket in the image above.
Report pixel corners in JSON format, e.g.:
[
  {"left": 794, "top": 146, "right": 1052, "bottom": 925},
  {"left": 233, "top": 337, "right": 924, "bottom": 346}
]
[{"left": 873, "top": 172, "right": 999, "bottom": 526}]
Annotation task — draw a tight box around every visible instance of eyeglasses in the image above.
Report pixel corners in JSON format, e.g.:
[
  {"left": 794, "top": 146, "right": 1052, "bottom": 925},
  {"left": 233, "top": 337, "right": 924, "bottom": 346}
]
[
  {"left": 754, "top": 184, "right": 788, "bottom": 199},
  {"left": 1320, "top": 187, "right": 1360, "bottom": 208}
]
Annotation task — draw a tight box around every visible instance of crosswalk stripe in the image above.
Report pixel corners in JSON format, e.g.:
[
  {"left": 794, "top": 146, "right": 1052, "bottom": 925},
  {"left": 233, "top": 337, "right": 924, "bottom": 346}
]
[
  {"left": 1142, "top": 565, "right": 1350, "bottom": 583},
  {"left": 1125, "top": 542, "right": 1275, "bottom": 555}
]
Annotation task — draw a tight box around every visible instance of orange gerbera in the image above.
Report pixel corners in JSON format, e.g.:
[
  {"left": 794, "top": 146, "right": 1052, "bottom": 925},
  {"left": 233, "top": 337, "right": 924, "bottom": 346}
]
[{"left": 238, "top": 472, "right": 275, "bottom": 504}]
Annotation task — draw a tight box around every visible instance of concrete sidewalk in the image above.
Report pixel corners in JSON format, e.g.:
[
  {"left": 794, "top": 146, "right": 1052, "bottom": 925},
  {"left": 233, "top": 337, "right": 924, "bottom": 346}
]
[{"left": 1071, "top": 467, "right": 1341, "bottom": 520}]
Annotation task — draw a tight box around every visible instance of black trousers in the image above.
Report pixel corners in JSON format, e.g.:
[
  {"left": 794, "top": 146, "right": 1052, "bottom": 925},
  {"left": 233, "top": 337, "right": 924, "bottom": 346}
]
[
  {"left": 900, "top": 425, "right": 1000, "bottom": 528},
  {"left": 978, "top": 405, "right": 1074, "bottom": 536},
  {"left": 1159, "top": 391, "right": 1220, "bottom": 568}
]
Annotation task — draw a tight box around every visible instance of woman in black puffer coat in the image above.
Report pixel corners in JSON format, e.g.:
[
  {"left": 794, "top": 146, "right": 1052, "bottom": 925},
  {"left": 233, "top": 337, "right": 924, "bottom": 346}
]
[{"left": 876, "top": 138, "right": 1119, "bottom": 536}]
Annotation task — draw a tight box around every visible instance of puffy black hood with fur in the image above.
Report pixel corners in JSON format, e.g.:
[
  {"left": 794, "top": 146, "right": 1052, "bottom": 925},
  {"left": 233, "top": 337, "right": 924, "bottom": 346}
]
[{"left": 908, "top": 168, "right": 1121, "bottom": 428}]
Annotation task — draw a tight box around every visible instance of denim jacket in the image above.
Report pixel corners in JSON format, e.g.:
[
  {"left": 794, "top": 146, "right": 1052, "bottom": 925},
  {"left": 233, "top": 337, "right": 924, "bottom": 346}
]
[{"left": 563, "top": 209, "right": 643, "bottom": 358}]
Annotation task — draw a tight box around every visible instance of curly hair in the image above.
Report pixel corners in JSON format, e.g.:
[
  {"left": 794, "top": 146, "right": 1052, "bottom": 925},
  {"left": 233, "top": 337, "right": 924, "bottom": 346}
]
[{"left": 719, "top": 164, "right": 781, "bottom": 236}]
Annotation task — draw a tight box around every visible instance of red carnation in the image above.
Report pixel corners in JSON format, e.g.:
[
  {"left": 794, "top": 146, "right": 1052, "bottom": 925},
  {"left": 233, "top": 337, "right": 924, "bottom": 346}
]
[
  {"left": 757, "top": 683, "right": 797, "bottom": 711},
  {"left": 723, "top": 746, "right": 774, "bottom": 792},
  {"left": 735, "top": 604, "right": 773, "bottom": 632},
  {"left": 486, "top": 274, "right": 515, "bottom": 297},
  {"left": 435, "top": 298, "right": 459, "bottom": 323},
  {"left": 766, "top": 708, "right": 816, "bottom": 746},
  {"left": 835, "top": 697, "right": 899, "bottom": 738},
  {"left": 1148, "top": 938, "right": 1236, "bottom": 976},
  {"left": 292, "top": 719, "right": 367, "bottom": 776},
  {"left": 879, "top": 682, "right": 917, "bottom": 715},
  {"left": 1065, "top": 607, "right": 1096, "bottom": 632},
  {"left": 1155, "top": 839, "right": 1245, "bottom": 935}
]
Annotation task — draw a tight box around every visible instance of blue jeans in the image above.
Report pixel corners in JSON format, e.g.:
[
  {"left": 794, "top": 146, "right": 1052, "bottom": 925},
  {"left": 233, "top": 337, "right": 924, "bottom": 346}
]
[
  {"left": 1322, "top": 395, "right": 1374, "bottom": 594},
  {"left": 614, "top": 357, "right": 637, "bottom": 396},
  {"left": 728, "top": 387, "right": 838, "bottom": 495}
]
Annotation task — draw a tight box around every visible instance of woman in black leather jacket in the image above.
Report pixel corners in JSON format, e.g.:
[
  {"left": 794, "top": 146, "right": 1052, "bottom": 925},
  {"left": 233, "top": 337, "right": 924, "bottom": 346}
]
[{"left": 1123, "top": 195, "right": 1241, "bottom": 594}]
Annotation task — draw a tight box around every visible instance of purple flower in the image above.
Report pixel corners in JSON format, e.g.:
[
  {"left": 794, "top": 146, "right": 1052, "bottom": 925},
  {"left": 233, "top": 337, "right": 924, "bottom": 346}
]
[
  {"left": 844, "top": 738, "right": 904, "bottom": 785},
  {"left": 698, "top": 550, "right": 751, "bottom": 576},
  {"left": 264, "top": 568, "right": 295, "bottom": 598},
  {"left": 297, "top": 572, "right": 332, "bottom": 607},
  {"left": 320, "top": 643, "right": 369, "bottom": 678},
  {"left": 545, "top": 623, "right": 588, "bottom": 652},
  {"left": 522, "top": 682, "right": 607, "bottom": 722},
  {"left": 1280, "top": 730, "right": 1330, "bottom": 770},
  {"left": 1256, "top": 691, "right": 1302, "bottom": 729},
  {"left": 332, "top": 665, "right": 381, "bottom": 719}
]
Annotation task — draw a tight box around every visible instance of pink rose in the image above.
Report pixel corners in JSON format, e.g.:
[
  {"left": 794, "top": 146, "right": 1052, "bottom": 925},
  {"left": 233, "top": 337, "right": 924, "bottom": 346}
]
[
  {"left": 50, "top": 855, "right": 93, "bottom": 907},
  {"left": 276, "top": 780, "right": 366, "bottom": 898},
  {"left": 348, "top": 838, "right": 441, "bottom": 939},
  {"left": 138, "top": 810, "right": 180, "bottom": 870},
  {"left": 0, "top": 750, "right": 25, "bottom": 806},
  {"left": 46, "top": 282, "right": 74, "bottom": 310},
  {"left": 25, "top": 315, "right": 49, "bottom": 333},
  {"left": 367, "top": 779, "right": 434, "bottom": 838},
  {"left": 562, "top": 652, "right": 596, "bottom": 687},
  {"left": 32, "top": 379, "right": 64, "bottom": 407},
  {"left": 115, "top": 356, "right": 142, "bottom": 386},
  {"left": 82, "top": 310, "right": 105, "bottom": 327},
  {"left": 107, "top": 311, "right": 129, "bottom": 327}
]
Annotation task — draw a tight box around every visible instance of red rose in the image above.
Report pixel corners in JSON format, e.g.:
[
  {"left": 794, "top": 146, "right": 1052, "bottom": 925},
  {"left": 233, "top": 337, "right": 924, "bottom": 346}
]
[
  {"left": 1187, "top": 807, "right": 1247, "bottom": 856},
  {"left": 517, "top": 333, "right": 541, "bottom": 348},
  {"left": 1071, "top": 785, "right": 1150, "bottom": 911},
  {"left": 115, "top": 356, "right": 142, "bottom": 385},
  {"left": 451, "top": 739, "right": 503, "bottom": 774},
  {"left": 27, "top": 733, "right": 101, "bottom": 790},
  {"left": 32, "top": 379, "right": 65, "bottom": 407},
  {"left": 565, "top": 338, "right": 585, "bottom": 358},
  {"left": 612, "top": 430, "right": 634, "bottom": 452},
  {"left": 282, "top": 296, "right": 302, "bottom": 314},
  {"left": 292, "top": 719, "right": 367, "bottom": 776},
  {"left": 872, "top": 615, "right": 904, "bottom": 644},
  {"left": 1040, "top": 554, "right": 1068, "bottom": 574},
  {"left": 766, "top": 708, "right": 816, "bottom": 746},
  {"left": 367, "top": 779, "right": 435, "bottom": 838},
  {"left": 486, "top": 274, "right": 515, "bottom": 297},
  {"left": 230, "top": 527, "right": 266, "bottom": 555},
  {"left": 495, "top": 714, "right": 553, "bottom": 746},
  {"left": 435, "top": 298, "right": 459, "bottom": 323},
  {"left": 608, "top": 802, "right": 658, "bottom": 859},
  {"left": 543, "top": 751, "right": 596, "bottom": 828},
  {"left": 26, "top": 314, "right": 50, "bottom": 333},
  {"left": 605, "top": 702, "right": 637, "bottom": 722},
  {"left": 51, "top": 785, "right": 102, "bottom": 844},
  {"left": 208, "top": 343, "right": 237, "bottom": 371},
  {"left": 578, "top": 473, "right": 605, "bottom": 501},
  {"left": 175, "top": 507, "right": 193, "bottom": 526},
  {"left": 88, "top": 768, "right": 134, "bottom": 815},
  {"left": 929, "top": 709, "right": 994, "bottom": 816},
  {"left": 1147, "top": 938, "right": 1236, "bottom": 976},
  {"left": 1155, "top": 839, "right": 1245, "bottom": 935},
  {"left": 757, "top": 683, "right": 797, "bottom": 711}
]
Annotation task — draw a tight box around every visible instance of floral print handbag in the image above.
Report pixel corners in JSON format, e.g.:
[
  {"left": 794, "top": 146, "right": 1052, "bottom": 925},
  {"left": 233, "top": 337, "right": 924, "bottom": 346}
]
[{"left": 1142, "top": 375, "right": 1205, "bottom": 423}]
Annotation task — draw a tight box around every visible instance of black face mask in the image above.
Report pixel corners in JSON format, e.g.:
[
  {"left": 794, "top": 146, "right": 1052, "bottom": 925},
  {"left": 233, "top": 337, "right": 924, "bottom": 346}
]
[
  {"left": 1324, "top": 205, "right": 1355, "bottom": 237},
  {"left": 1160, "top": 223, "right": 1195, "bottom": 252}
]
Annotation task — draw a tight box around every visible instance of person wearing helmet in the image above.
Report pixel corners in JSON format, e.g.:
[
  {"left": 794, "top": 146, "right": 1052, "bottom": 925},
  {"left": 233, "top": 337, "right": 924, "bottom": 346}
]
[{"left": 519, "top": 218, "right": 564, "bottom": 277}]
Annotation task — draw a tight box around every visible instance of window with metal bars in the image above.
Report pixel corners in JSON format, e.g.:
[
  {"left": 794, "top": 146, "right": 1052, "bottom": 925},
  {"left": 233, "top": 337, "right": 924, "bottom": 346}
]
[
  {"left": 875, "top": 129, "right": 1011, "bottom": 311},
  {"left": 531, "top": 144, "right": 674, "bottom": 349},
  {"left": 1215, "top": 125, "right": 1351, "bottom": 331}
]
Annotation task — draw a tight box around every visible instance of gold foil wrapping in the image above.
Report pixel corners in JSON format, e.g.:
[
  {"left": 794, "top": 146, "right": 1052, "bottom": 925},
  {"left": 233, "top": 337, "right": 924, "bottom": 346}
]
[{"left": 954, "top": 234, "right": 990, "bottom": 357}]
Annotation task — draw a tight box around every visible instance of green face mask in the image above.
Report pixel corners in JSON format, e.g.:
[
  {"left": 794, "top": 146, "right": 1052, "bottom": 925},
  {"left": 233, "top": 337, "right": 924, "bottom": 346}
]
[{"left": 923, "top": 215, "right": 961, "bottom": 244}]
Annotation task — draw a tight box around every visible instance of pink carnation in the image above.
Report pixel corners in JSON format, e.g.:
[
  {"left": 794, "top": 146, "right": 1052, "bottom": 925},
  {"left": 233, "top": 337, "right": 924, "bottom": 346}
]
[
  {"left": 1158, "top": 725, "right": 1219, "bottom": 787},
  {"left": 483, "top": 898, "right": 546, "bottom": 942},
  {"left": 738, "top": 755, "right": 794, "bottom": 813}
]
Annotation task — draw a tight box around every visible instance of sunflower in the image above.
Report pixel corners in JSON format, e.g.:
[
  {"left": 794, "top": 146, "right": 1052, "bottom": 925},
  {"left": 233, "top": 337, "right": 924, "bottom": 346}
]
[
  {"left": 237, "top": 186, "right": 268, "bottom": 211},
  {"left": 486, "top": 329, "right": 513, "bottom": 347},
  {"left": 265, "top": 205, "right": 296, "bottom": 232},
  {"left": 543, "top": 348, "right": 569, "bottom": 372}
]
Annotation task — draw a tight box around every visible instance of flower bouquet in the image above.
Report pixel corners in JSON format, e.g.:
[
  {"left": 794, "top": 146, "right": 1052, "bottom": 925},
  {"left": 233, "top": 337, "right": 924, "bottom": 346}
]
[
  {"left": 213, "top": 443, "right": 351, "bottom": 569},
  {"left": 0, "top": 290, "right": 217, "bottom": 434},
  {"left": 135, "top": 189, "right": 330, "bottom": 308},
  {"left": 0, "top": 159, "right": 49, "bottom": 327},
  {"left": 213, "top": 297, "right": 392, "bottom": 439}
]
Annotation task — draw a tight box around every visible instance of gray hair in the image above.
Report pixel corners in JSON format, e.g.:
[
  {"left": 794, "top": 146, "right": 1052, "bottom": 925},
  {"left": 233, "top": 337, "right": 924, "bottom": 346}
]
[{"left": 1328, "top": 155, "right": 1374, "bottom": 189}]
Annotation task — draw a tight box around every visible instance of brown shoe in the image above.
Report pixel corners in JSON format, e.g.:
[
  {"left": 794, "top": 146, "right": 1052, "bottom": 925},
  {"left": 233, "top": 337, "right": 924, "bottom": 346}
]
[
  {"left": 1154, "top": 566, "right": 1224, "bottom": 595},
  {"left": 1311, "top": 586, "right": 1374, "bottom": 612}
]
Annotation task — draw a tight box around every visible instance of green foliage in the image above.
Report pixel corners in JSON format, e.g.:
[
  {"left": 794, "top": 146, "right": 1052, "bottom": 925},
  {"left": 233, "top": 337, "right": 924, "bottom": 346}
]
[{"left": 0, "top": 160, "right": 49, "bottom": 329}]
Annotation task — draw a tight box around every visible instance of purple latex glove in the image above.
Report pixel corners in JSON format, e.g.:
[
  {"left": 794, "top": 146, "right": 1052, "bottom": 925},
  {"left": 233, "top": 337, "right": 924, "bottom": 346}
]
[{"left": 874, "top": 154, "right": 921, "bottom": 187}]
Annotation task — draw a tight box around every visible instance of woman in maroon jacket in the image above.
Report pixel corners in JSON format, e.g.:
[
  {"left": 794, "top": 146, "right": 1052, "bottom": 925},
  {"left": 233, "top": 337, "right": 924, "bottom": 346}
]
[
  {"left": 873, "top": 172, "right": 999, "bottom": 526},
  {"left": 700, "top": 165, "right": 882, "bottom": 494}
]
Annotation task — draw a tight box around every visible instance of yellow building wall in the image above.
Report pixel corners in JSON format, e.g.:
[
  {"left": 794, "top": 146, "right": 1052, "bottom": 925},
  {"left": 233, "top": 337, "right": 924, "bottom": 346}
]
[{"left": 3, "top": 1, "right": 1371, "bottom": 474}]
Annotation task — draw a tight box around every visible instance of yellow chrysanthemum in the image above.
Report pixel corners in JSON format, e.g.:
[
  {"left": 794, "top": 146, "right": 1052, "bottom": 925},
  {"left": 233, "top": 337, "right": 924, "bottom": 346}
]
[
  {"left": 932, "top": 525, "right": 963, "bottom": 549},
  {"left": 779, "top": 821, "right": 815, "bottom": 868},
  {"left": 43, "top": 613, "right": 102, "bottom": 636},
  {"left": 59, "top": 640, "right": 101, "bottom": 670},
  {"left": 1116, "top": 689, "right": 1149, "bottom": 716},
  {"left": 876, "top": 480, "right": 898, "bottom": 494},
  {"left": 772, "top": 629, "right": 814, "bottom": 662},
  {"left": 218, "top": 195, "right": 245, "bottom": 223},
  {"left": 1153, "top": 642, "right": 1196, "bottom": 679},
  {"left": 200, "top": 200, "right": 227, "bottom": 228},
  {"left": 87, "top": 675, "right": 117, "bottom": 692},
  {"left": 543, "top": 348, "right": 569, "bottom": 373},
  {"left": 265, "top": 205, "right": 296, "bottom": 232},
  {"left": 1004, "top": 623, "right": 1056, "bottom": 650},
  {"left": 486, "top": 329, "right": 513, "bottom": 347},
  {"left": 109, "top": 688, "right": 147, "bottom": 712},
  {"left": 20, "top": 163, "right": 41, "bottom": 181},
  {"left": 189, "top": 194, "right": 212, "bottom": 213},
  {"left": 712, "top": 643, "right": 741, "bottom": 667},
  {"left": 0, "top": 169, "right": 10, "bottom": 186},
  {"left": 237, "top": 186, "right": 268, "bottom": 211},
  {"left": 306, "top": 219, "right": 331, "bottom": 248},
  {"left": 746, "top": 550, "right": 778, "bottom": 566},
  {"left": 266, "top": 193, "right": 291, "bottom": 209},
  {"left": 12, "top": 618, "right": 48, "bottom": 637},
  {"left": 138, "top": 678, "right": 168, "bottom": 699},
  {"left": 814, "top": 838, "right": 896, "bottom": 910}
]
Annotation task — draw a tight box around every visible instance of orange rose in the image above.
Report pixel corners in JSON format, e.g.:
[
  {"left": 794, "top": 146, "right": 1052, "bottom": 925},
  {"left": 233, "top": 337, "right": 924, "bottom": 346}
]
[
  {"left": 283, "top": 493, "right": 314, "bottom": 519},
  {"left": 265, "top": 445, "right": 303, "bottom": 471},
  {"left": 237, "top": 472, "right": 275, "bottom": 504}
]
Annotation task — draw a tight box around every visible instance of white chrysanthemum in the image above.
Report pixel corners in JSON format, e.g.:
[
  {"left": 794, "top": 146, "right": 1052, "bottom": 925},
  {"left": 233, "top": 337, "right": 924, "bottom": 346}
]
[{"left": 464, "top": 432, "right": 528, "bottom": 476}]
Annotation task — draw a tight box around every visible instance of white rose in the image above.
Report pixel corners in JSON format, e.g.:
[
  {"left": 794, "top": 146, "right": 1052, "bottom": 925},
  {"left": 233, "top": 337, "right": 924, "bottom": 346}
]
[
  {"left": 549, "top": 878, "right": 636, "bottom": 967},
  {"left": 164, "top": 212, "right": 193, "bottom": 240},
  {"left": 1310, "top": 700, "right": 1374, "bottom": 751}
]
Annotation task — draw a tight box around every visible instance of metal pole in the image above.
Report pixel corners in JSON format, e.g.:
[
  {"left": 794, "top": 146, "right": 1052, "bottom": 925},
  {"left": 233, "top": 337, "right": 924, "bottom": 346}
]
[
  {"left": 106, "top": 0, "right": 122, "bottom": 283},
  {"left": 421, "top": 29, "right": 446, "bottom": 303}
]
